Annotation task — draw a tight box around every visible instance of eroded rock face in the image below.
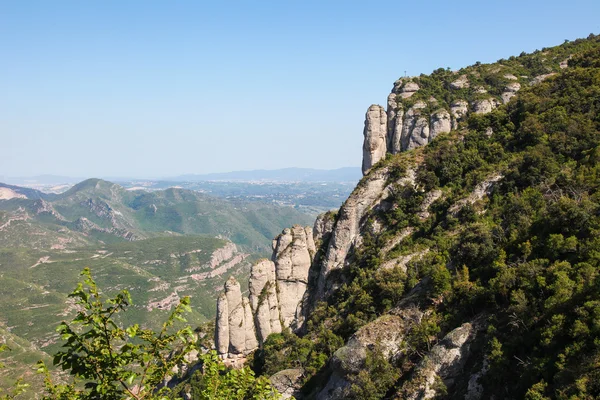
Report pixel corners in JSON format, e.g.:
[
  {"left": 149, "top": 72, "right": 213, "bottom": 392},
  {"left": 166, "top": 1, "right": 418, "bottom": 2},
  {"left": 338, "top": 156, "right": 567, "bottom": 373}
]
[
  {"left": 501, "top": 81, "right": 521, "bottom": 104},
  {"left": 450, "top": 100, "right": 468, "bottom": 130},
  {"left": 471, "top": 98, "right": 499, "bottom": 114},
  {"left": 316, "top": 167, "right": 390, "bottom": 298},
  {"left": 215, "top": 293, "right": 229, "bottom": 355},
  {"left": 224, "top": 277, "right": 247, "bottom": 355},
  {"left": 399, "top": 81, "right": 420, "bottom": 98},
  {"left": 401, "top": 101, "right": 428, "bottom": 151},
  {"left": 362, "top": 105, "right": 388, "bottom": 175},
  {"left": 403, "top": 322, "right": 478, "bottom": 400},
  {"left": 450, "top": 74, "right": 469, "bottom": 89},
  {"left": 273, "top": 226, "right": 315, "bottom": 327},
  {"left": 317, "top": 292, "right": 425, "bottom": 400},
  {"left": 216, "top": 225, "right": 315, "bottom": 357},
  {"left": 269, "top": 369, "right": 304, "bottom": 399},
  {"left": 429, "top": 109, "right": 451, "bottom": 140},
  {"left": 313, "top": 212, "right": 336, "bottom": 249}
]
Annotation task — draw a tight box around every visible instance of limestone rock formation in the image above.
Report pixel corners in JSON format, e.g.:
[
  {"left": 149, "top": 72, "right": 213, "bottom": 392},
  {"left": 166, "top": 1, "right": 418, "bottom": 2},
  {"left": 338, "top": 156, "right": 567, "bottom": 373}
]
[
  {"left": 401, "top": 102, "right": 429, "bottom": 151},
  {"left": 316, "top": 167, "right": 391, "bottom": 298},
  {"left": 362, "top": 105, "right": 388, "bottom": 175},
  {"left": 272, "top": 226, "right": 315, "bottom": 327},
  {"left": 215, "top": 225, "right": 315, "bottom": 358},
  {"left": 269, "top": 369, "right": 304, "bottom": 399},
  {"left": 402, "top": 321, "right": 479, "bottom": 400},
  {"left": 450, "top": 74, "right": 469, "bottom": 89},
  {"left": 399, "top": 81, "right": 420, "bottom": 98},
  {"left": 215, "top": 293, "right": 229, "bottom": 355},
  {"left": 313, "top": 211, "right": 336, "bottom": 248},
  {"left": 501, "top": 81, "right": 521, "bottom": 104},
  {"left": 429, "top": 109, "right": 451, "bottom": 140},
  {"left": 317, "top": 289, "right": 425, "bottom": 400},
  {"left": 471, "top": 98, "right": 499, "bottom": 114},
  {"left": 449, "top": 99, "right": 468, "bottom": 130},
  {"left": 224, "top": 277, "right": 250, "bottom": 355}
]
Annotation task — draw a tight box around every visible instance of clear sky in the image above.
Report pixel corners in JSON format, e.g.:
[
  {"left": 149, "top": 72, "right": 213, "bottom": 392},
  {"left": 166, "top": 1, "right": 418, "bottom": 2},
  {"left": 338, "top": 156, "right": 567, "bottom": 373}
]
[{"left": 1, "top": 0, "right": 599, "bottom": 178}]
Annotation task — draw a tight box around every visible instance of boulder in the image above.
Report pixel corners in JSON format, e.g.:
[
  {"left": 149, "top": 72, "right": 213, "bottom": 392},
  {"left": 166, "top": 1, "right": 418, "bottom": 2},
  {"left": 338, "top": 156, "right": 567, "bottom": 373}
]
[
  {"left": 269, "top": 369, "right": 304, "bottom": 399},
  {"left": 403, "top": 322, "right": 477, "bottom": 400},
  {"left": 400, "top": 81, "right": 420, "bottom": 99}
]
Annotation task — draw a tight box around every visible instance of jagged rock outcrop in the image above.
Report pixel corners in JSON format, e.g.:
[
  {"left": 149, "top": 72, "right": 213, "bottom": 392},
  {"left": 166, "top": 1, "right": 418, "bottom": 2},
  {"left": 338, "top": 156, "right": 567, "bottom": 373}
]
[
  {"left": 214, "top": 277, "right": 257, "bottom": 359},
  {"left": 216, "top": 225, "right": 315, "bottom": 358},
  {"left": 450, "top": 100, "right": 468, "bottom": 130},
  {"left": 402, "top": 321, "right": 481, "bottom": 400},
  {"left": 471, "top": 98, "right": 499, "bottom": 114},
  {"left": 269, "top": 369, "right": 304, "bottom": 399},
  {"left": 313, "top": 211, "right": 336, "bottom": 249},
  {"left": 501, "top": 81, "right": 521, "bottom": 104},
  {"left": 362, "top": 105, "right": 388, "bottom": 175},
  {"left": 317, "top": 284, "right": 426, "bottom": 400},
  {"left": 316, "top": 167, "right": 391, "bottom": 298},
  {"left": 399, "top": 81, "right": 420, "bottom": 98},
  {"left": 215, "top": 293, "right": 229, "bottom": 355},
  {"left": 273, "top": 226, "right": 316, "bottom": 327},
  {"left": 225, "top": 277, "right": 250, "bottom": 355},
  {"left": 450, "top": 74, "right": 469, "bottom": 89},
  {"left": 429, "top": 109, "right": 451, "bottom": 140},
  {"left": 401, "top": 101, "right": 428, "bottom": 151}
]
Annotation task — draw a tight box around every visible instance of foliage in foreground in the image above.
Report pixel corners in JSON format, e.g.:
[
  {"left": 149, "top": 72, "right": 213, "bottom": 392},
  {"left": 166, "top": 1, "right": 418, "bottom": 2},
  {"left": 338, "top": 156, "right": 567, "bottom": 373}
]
[{"left": 16, "top": 268, "right": 281, "bottom": 400}]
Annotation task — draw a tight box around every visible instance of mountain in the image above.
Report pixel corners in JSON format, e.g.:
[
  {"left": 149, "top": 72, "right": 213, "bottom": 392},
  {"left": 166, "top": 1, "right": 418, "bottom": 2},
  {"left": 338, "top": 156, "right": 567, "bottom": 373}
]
[
  {"left": 0, "top": 178, "right": 314, "bottom": 388},
  {"left": 0, "top": 178, "right": 314, "bottom": 252},
  {"left": 0, "top": 182, "right": 53, "bottom": 200},
  {"left": 166, "top": 167, "right": 362, "bottom": 182},
  {"left": 207, "top": 35, "right": 600, "bottom": 399}
]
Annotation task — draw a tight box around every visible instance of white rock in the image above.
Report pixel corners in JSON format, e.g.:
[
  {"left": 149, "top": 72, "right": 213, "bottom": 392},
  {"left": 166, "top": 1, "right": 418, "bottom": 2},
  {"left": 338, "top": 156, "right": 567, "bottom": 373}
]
[
  {"left": 362, "top": 104, "right": 388, "bottom": 175},
  {"left": 399, "top": 81, "right": 420, "bottom": 99},
  {"left": 215, "top": 292, "right": 229, "bottom": 356},
  {"left": 450, "top": 100, "right": 469, "bottom": 130},
  {"left": 450, "top": 75, "right": 469, "bottom": 89},
  {"left": 430, "top": 109, "right": 452, "bottom": 140},
  {"left": 471, "top": 98, "right": 499, "bottom": 115},
  {"left": 225, "top": 277, "right": 246, "bottom": 355},
  {"left": 501, "top": 81, "right": 521, "bottom": 104}
]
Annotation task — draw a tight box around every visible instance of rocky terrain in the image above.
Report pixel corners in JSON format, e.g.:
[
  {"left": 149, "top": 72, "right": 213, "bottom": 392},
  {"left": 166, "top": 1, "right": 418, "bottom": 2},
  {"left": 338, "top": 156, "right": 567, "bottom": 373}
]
[{"left": 210, "top": 34, "right": 600, "bottom": 399}]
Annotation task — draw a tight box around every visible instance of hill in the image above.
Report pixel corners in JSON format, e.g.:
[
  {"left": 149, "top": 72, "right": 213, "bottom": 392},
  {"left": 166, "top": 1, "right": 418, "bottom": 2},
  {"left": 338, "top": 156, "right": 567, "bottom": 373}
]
[
  {"left": 166, "top": 167, "right": 361, "bottom": 183},
  {"left": 206, "top": 34, "right": 600, "bottom": 399},
  {"left": 0, "top": 178, "right": 313, "bottom": 390},
  {"left": 0, "top": 178, "right": 314, "bottom": 252}
]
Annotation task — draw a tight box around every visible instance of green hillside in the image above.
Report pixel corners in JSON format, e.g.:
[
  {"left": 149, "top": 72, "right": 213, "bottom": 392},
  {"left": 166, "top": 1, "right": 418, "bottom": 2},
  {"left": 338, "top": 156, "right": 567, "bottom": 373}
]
[
  {"left": 247, "top": 35, "right": 600, "bottom": 399},
  {"left": 0, "top": 179, "right": 313, "bottom": 394},
  {"left": 0, "top": 178, "right": 313, "bottom": 252}
]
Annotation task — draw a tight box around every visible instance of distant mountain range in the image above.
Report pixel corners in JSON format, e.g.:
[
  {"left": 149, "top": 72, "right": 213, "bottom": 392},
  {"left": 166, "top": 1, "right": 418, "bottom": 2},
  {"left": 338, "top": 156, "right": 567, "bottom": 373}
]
[
  {"left": 3, "top": 167, "right": 361, "bottom": 185},
  {"left": 163, "top": 167, "right": 361, "bottom": 182}
]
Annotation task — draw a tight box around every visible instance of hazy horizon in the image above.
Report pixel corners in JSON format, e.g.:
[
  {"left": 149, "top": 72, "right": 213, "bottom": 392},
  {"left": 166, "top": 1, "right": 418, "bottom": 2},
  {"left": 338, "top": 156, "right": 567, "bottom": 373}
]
[{"left": 3, "top": 0, "right": 600, "bottom": 177}]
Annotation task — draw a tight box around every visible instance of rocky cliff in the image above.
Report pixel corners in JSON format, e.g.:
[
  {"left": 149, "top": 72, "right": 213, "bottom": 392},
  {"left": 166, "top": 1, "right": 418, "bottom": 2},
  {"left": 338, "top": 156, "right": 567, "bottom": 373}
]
[
  {"left": 215, "top": 225, "right": 316, "bottom": 363},
  {"left": 213, "top": 35, "right": 600, "bottom": 399}
]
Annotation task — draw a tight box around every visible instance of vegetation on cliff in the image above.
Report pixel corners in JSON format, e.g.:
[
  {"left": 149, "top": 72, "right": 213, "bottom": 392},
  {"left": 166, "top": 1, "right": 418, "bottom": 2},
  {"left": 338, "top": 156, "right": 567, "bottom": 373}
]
[{"left": 250, "top": 36, "right": 600, "bottom": 399}]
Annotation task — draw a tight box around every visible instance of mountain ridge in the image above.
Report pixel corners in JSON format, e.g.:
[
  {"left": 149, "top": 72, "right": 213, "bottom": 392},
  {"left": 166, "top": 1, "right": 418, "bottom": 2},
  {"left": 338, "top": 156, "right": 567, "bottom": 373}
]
[{"left": 207, "top": 34, "right": 600, "bottom": 399}]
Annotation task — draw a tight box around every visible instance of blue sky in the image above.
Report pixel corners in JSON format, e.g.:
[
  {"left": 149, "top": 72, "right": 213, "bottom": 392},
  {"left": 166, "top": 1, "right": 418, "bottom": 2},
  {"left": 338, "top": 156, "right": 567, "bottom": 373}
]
[{"left": 1, "top": 0, "right": 599, "bottom": 178}]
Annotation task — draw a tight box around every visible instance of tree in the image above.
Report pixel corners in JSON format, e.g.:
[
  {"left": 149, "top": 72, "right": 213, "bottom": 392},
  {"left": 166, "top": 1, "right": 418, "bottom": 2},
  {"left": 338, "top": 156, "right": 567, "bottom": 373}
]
[{"left": 37, "top": 268, "right": 280, "bottom": 400}]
